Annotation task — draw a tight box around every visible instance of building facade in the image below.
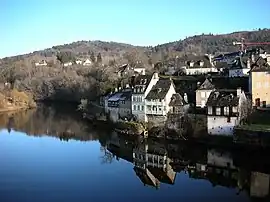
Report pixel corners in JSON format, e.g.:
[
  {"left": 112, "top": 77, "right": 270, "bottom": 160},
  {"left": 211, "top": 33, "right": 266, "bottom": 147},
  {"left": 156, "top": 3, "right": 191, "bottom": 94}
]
[{"left": 196, "top": 78, "right": 215, "bottom": 108}]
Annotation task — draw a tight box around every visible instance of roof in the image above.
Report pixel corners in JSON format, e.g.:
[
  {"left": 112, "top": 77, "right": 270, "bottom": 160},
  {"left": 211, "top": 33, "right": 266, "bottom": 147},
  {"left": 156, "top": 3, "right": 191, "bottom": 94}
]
[
  {"left": 186, "top": 55, "right": 212, "bottom": 68},
  {"left": 146, "top": 79, "right": 172, "bottom": 100},
  {"left": 250, "top": 57, "right": 270, "bottom": 72},
  {"left": 118, "top": 64, "right": 129, "bottom": 72},
  {"left": 206, "top": 89, "right": 240, "bottom": 107},
  {"left": 148, "top": 167, "right": 176, "bottom": 185},
  {"left": 108, "top": 91, "right": 131, "bottom": 102},
  {"left": 133, "top": 167, "right": 159, "bottom": 188},
  {"left": 169, "top": 93, "right": 186, "bottom": 106},
  {"left": 197, "top": 78, "right": 215, "bottom": 90}
]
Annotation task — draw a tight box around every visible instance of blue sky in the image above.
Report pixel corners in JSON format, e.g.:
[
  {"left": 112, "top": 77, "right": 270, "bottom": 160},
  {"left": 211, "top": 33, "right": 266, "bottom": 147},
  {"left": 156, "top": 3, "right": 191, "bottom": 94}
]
[{"left": 0, "top": 0, "right": 270, "bottom": 58}]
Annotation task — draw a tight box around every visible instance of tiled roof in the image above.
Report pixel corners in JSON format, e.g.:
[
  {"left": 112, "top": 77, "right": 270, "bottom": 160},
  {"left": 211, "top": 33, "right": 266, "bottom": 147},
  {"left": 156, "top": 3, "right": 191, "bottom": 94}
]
[
  {"left": 206, "top": 89, "right": 240, "bottom": 107},
  {"left": 250, "top": 57, "right": 270, "bottom": 72},
  {"left": 146, "top": 79, "right": 172, "bottom": 100},
  {"left": 169, "top": 93, "right": 186, "bottom": 106},
  {"left": 197, "top": 78, "right": 215, "bottom": 90}
]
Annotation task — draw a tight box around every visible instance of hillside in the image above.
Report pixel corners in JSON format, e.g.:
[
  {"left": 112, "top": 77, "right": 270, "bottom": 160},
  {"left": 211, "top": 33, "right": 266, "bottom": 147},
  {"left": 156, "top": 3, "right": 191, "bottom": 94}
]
[{"left": 0, "top": 29, "right": 269, "bottom": 103}]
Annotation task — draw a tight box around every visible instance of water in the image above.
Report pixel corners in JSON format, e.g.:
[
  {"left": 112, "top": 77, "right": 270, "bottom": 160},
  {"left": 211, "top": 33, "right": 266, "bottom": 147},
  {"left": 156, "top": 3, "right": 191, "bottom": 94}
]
[{"left": 0, "top": 104, "right": 269, "bottom": 202}]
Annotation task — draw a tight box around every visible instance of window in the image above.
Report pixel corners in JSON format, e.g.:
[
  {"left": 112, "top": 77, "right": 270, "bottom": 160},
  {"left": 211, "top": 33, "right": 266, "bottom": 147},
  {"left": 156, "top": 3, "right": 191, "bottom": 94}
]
[
  {"left": 137, "top": 105, "right": 140, "bottom": 111},
  {"left": 133, "top": 105, "right": 136, "bottom": 111},
  {"left": 255, "top": 98, "right": 260, "bottom": 107},
  {"left": 121, "top": 100, "right": 125, "bottom": 104},
  {"left": 147, "top": 105, "right": 151, "bottom": 111},
  {"left": 201, "top": 91, "right": 205, "bottom": 98},
  {"left": 133, "top": 97, "right": 136, "bottom": 102},
  {"left": 158, "top": 106, "right": 162, "bottom": 111},
  {"left": 216, "top": 107, "right": 221, "bottom": 115},
  {"left": 233, "top": 106, "right": 238, "bottom": 113},
  {"left": 224, "top": 106, "right": 229, "bottom": 115},
  {"left": 263, "top": 101, "right": 266, "bottom": 108},
  {"left": 208, "top": 106, "right": 212, "bottom": 115},
  {"left": 141, "top": 106, "right": 144, "bottom": 111}
]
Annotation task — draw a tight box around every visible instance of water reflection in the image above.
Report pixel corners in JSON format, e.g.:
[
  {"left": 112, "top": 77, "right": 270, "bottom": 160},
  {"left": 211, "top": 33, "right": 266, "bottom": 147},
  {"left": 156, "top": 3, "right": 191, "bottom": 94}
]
[
  {"left": 0, "top": 105, "right": 269, "bottom": 201},
  {"left": 105, "top": 132, "right": 270, "bottom": 200}
]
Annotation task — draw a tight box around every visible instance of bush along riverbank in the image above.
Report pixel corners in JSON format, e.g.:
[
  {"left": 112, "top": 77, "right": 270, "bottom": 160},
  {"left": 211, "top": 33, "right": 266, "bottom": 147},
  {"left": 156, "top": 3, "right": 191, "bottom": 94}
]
[{"left": 0, "top": 89, "right": 36, "bottom": 113}]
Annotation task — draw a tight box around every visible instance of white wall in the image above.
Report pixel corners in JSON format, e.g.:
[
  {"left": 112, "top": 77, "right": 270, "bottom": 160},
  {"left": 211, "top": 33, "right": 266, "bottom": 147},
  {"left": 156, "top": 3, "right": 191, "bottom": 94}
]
[
  {"left": 131, "top": 73, "right": 159, "bottom": 122},
  {"left": 207, "top": 116, "right": 239, "bottom": 135},
  {"left": 165, "top": 83, "right": 176, "bottom": 113},
  {"left": 186, "top": 67, "right": 217, "bottom": 75}
]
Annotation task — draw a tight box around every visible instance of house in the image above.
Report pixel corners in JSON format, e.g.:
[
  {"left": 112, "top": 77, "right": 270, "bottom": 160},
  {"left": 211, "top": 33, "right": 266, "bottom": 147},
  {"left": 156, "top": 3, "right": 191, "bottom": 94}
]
[
  {"left": 63, "top": 62, "right": 73, "bottom": 67},
  {"left": 35, "top": 60, "right": 47, "bottom": 67},
  {"left": 250, "top": 57, "right": 270, "bottom": 108},
  {"left": 168, "top": 93, "right": 189, "bottom": 114},
  {"left": 134, "top": 61, "right": 146, "bottom": 75},
  {"left": 83, "top": 59, "right": 92, "bottom": 66},
  {"left": 75, "top": 60, "right": 83, "bottom": 65},
  {"left": 117, "top": 64, "right": 132, "bottom": 77},
  {"left": 106, "top": 88, "right": 132, "bottom": 122},
  {"left": 131, "top": 73, "right": 159, "bottom": 122},
  {"left": 228, "top": 57, "right": 250, "bottom": 77},
  {"left": 184, "top": 55, "right": 218, "bottom": 75},
  {"left": 133, "top": 141, "right": 176, "bottom": 188},
  {"left": 145, "top": 79, "right": 176, "bottom": 116},
  {"left": 206, "top": 88, "right": 248, "bottom": 135},
  {"left": 196, "top": 78, "right": 215, "bottom": 108}
]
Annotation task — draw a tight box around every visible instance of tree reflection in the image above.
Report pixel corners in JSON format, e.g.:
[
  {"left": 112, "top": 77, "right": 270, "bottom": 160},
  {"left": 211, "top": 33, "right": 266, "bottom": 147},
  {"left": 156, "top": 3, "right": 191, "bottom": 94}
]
[{"left": 100, "top": 146, "right": 114, "bottom": 164}]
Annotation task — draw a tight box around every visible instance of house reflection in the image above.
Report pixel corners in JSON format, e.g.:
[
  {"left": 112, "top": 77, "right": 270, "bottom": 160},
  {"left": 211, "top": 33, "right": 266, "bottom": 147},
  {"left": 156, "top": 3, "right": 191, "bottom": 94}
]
[{"left": 105, "top": 134, "right": 270, "bottom": 200}]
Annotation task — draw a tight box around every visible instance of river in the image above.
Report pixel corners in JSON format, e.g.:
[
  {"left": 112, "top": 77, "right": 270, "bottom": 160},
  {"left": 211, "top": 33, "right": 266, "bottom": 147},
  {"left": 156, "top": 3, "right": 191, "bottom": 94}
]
[{"left": 0, "top": 104, "right": 269, "bottom": 202}]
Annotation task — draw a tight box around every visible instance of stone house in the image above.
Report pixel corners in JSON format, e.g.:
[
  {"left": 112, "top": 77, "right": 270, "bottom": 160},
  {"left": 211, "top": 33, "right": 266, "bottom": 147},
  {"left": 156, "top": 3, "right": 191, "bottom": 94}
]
[
  {"left": 106, "top": 89, "right": 132, "bottom": 122},
  {"left": 196, "top": 78, "right": 215, "bottom": 108},
  {"left": 145, "top": 79, "right": 176, "bottom": 117},
  {"left": 249, "top": 57, "right": 270, "bottom": 108},
  {"left": 63, "top": 62, "right": 73, "bottom": 67},
  {"left": 168, "top": 93, "right": 189, "bottom": 114},
  {"left": 206, "top": 88, "right": 248, "bottom": 136},
  {"left": 131, "top": 73, "right": 159, "bottom": 122},
  {"left": 228, "top": 57, "right": 250, "bottom": 77}
]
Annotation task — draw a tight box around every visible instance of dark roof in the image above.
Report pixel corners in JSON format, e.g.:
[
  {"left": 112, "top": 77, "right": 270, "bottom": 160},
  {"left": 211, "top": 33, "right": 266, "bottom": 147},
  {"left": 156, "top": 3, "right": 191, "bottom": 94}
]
[
  {"left": 250, "top": 57, "right": 270, "bottom": 72},
  {"left": 133, "top": 167, "right": 159, "bottom": 188},
  {"left": 206, "top": 89, "right": 240, "bottom": 107},
  {"left": 186, "top": 55, "right": 212, "bottom": 68},
  {"left": 148, "top": 167, "right": 176, "bottom": 185},
  {"left": 197, "top": 78, "right": 215, "bottom": 90},
  {"left": 215, "top": 61, "right": 229, "bottom": 69},
  {"left": 146, "top": 79, "right": 172, "bottom": 100},
  {"left": 118, "top": 64, "right": 129, "bottom": 72},
  {"left": 169, "top": 93, "right": 186, "bottom": 106},
  {"left": 133, "top": 75, "right": 152, "bottom": 86}
]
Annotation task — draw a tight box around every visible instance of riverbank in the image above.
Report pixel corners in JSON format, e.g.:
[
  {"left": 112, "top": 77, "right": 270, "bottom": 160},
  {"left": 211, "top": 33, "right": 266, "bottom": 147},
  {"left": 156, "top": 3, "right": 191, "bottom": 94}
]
[{"left": 0, "top": 89, "right": 36, "bottom": 113}]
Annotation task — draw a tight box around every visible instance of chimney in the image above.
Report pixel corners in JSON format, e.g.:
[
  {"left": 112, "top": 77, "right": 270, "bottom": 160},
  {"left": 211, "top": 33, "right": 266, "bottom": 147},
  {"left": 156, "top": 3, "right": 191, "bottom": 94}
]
[
  {"left": 199, "top": 60, "right": 204, "bottom": 67},
  {"left": 153, "top": 72, "right": 159, "bottom": 79},
  {"left": 189, "top": 61, "right": 194, "bottom": 67},
  {"left": 237, "top": 88, "right": 242, "bottom": 97},
  {"left": 184, "top": 93, "right": 188, "bottom": 103},
  {"left": 251, "top": 54, "right": 255, "bottom": 63}
]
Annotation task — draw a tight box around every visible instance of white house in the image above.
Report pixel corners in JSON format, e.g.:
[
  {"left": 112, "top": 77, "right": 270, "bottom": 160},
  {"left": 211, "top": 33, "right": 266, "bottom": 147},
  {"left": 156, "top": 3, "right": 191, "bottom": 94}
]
[
  {"left": 206, "top": 88, "right": 248, "bottom": 136},
  {"left": 134, "top": 67, "right": 146, "bottom": 75},
  {"left": 75, "top": 60, "right": 83, "bottom": 65},
  {"left": 131, "top": 73, "right": 159, "bottom": 122},
  {"left": 83, "top": 59, "right": 92, "bottom": 66},
  {"left": 35, "top": 60, "right": 47, "bottom": 67},
  {"left": 145, "top": 79, "right": 176, "bottom": 116},
  {"left": 196, "top": 78, "right": 215, "bottom": 108},
  {"left": 63, "top": 62, "right": 73, "bottom": 67},
  {"left": 184, "top": 56, "right": 218, "bottom": 75}
]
